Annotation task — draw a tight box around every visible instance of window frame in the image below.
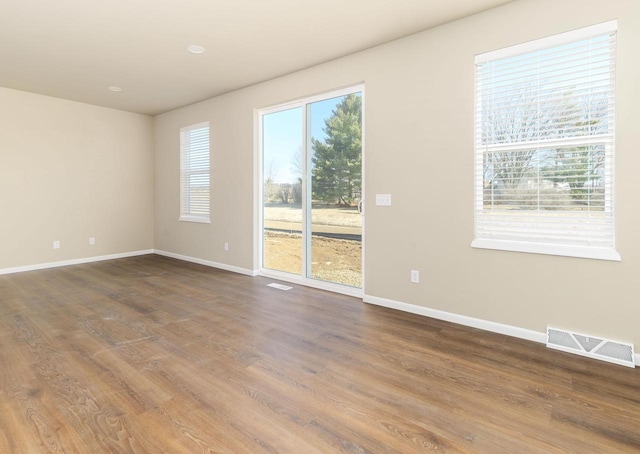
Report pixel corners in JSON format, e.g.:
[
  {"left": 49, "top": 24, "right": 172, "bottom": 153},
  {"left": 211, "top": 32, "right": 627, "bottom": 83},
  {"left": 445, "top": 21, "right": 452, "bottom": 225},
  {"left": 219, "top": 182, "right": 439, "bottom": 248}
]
[
  {"left": 472, "top": 21, "right": 620, "bottom": 261},
  {"left": 179, "top": 121, "right": 211, "bottom": 224}
]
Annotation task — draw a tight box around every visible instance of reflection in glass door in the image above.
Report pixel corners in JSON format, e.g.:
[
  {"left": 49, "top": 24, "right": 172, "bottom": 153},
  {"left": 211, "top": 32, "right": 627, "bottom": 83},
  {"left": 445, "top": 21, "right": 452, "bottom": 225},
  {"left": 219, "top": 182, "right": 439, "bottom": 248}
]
[{"left": 261, "top": 87, "right": 363, "bottom": 291}]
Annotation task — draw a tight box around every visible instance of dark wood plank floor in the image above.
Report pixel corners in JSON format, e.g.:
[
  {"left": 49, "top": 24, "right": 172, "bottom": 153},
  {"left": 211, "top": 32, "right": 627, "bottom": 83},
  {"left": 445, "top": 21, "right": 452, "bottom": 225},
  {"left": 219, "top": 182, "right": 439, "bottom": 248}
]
[{"left": 0, "top": 255, "right": 639, "bottom": 453}]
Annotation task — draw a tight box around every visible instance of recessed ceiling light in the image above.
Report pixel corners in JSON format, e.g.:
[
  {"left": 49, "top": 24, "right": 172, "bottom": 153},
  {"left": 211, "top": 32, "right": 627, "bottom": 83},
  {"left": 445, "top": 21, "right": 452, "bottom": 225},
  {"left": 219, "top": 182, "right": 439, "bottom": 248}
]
[
  {"left": 108, "top": 86, "right": 123, "bottom": 92},
  {"left": 187, "top": 45, "right": 206, "bottom": 55}
]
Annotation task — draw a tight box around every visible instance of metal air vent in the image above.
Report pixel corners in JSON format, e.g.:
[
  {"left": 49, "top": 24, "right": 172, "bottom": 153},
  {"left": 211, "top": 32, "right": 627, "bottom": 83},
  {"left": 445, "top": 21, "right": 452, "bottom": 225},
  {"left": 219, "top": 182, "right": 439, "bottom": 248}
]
[{"left": 547, "top": 327, "right": 635, "bottom": 368}]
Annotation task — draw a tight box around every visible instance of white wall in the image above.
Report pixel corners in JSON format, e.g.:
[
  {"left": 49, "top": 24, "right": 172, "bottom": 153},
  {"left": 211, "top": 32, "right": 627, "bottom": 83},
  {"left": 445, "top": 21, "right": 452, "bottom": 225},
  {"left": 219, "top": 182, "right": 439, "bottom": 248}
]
[
  {"left": 0, "top": 87, "right": 154, "bottom": 270},
  {"left": 152, "top": 0, "right": 640, "bottom": 348}
]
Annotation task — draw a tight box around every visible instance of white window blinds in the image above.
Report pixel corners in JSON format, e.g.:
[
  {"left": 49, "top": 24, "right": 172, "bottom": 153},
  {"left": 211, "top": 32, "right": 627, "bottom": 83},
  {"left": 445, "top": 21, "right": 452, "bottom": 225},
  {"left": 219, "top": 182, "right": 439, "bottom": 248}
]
[
  {"left": 180, "top": 122, "right": 210, "bottom": 223},
  {"left": 473, "top": 21, "right": 619, "bottom": 261}
]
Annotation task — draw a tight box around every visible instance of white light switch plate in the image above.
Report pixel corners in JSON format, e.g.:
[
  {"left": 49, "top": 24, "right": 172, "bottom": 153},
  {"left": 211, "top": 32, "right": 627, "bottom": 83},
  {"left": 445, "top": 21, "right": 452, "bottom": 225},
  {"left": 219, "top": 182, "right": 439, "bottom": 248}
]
[{"left": 376, "top": 194, "right": 392, "bottom": 206}]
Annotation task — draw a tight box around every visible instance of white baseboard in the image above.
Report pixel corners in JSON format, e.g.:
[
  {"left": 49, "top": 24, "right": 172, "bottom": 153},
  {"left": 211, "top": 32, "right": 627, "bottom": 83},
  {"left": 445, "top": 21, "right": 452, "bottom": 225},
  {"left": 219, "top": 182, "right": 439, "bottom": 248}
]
[
  {"left": 0, "top": 250, "right": 154, "bottom": 276},
  {"left": 153, "top": 249, "right": 256, "bottom": 276},
  {"left": 364, "top": 294, "right": 640, "bottom": 366},
  {"left": 364, "top": 294, "right": 547, "bottom": 344}
]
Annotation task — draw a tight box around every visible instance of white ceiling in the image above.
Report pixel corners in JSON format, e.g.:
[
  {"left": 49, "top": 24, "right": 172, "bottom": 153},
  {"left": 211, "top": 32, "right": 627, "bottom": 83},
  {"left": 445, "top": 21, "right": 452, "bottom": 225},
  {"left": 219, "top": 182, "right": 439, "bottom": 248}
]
[{"left": 0, "top": 0, "right": 513, "bottom": 115}]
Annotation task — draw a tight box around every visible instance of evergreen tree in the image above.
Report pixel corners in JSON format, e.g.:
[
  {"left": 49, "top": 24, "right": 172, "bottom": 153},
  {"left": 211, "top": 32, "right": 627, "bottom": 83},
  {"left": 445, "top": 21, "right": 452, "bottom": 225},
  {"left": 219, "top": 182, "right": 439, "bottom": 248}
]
[{"left": 311, "top": 94, "right": 362, "bottom": 205}]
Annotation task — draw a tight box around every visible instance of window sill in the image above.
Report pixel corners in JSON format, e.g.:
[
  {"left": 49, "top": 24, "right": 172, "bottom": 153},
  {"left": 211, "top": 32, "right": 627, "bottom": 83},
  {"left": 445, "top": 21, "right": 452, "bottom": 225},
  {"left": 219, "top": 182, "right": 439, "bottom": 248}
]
[
  {"left": 471, "top": 239, "right": 621, "bottom": 262},
  {"left": 179, "top": 215, "right": 211, "bottom": 224}
]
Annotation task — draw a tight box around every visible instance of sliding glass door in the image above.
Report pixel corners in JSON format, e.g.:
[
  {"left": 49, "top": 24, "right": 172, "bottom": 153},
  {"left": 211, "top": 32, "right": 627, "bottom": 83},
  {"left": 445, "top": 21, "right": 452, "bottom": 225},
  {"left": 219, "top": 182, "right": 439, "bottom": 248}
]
[
  {"left": 261, "top": 86, "right": 363, "bottom": 292},
  {"left": 262, "top": 107, "right": 303, "bottom": 275}
]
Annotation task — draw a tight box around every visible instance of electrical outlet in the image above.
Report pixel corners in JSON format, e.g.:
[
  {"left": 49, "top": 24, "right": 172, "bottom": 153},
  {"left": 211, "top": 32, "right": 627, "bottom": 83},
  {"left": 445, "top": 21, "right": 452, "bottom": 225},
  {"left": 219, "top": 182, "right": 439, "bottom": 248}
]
[
  {"left": 224, "top": 242, "right": 229, "bottom": 252},
  {"left": 89, "top": 237, "right": 95, "bottom": 245},
  {"left": 410, "top": 269, "right": 419, "bottom": 283},
  {"left": 53, "top": 240, "right": 60, "bottom": 249}
]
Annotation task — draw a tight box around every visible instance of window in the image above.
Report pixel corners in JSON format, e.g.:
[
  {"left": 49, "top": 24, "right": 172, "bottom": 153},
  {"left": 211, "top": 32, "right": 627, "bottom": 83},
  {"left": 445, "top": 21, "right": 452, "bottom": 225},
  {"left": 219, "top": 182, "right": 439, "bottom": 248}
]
[
  {"left": 180, "top": 122, "right": 210, "bottom": 223},
  {"left": 473, "top": 21, "right": 619, "bottom": 261}
]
